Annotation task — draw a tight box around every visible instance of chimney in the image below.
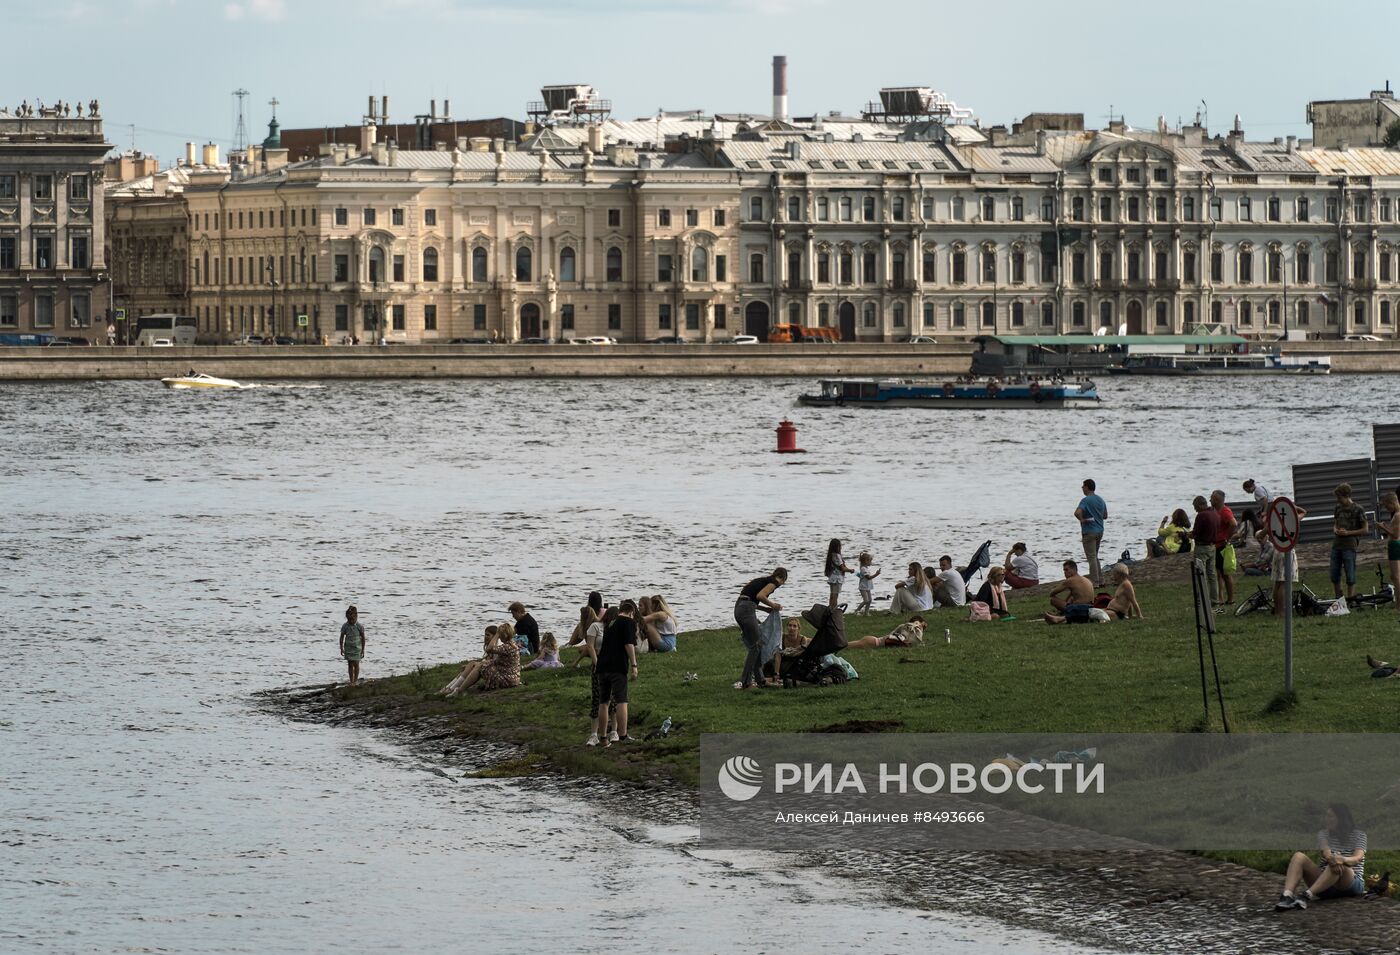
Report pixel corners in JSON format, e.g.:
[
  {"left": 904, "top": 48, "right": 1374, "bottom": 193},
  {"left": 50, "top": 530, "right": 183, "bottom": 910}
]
[
  {"left": 430, "top": 99, "right": 437, "bottom": 121},
  {"left": 788, "top": 140, "right": 802, "bottom": 160},
  {"left": 443, "top": 99, "right": 451, "bottom": 119},
  {"left": 772, "top": 55, "right": 788, "bottom": 122},
  {"left": 202, "top": 143, "right": 220, "bottom": 166},
  {"left": 265, "top": 148, "right": 289, "bottom": 172},
  {"left": 387, "top": 144, "right": 398, "bottom": 166},
  {"left": 1035, "top": 129, "right": 1047, "bottom": 156},
  {"left": 368, "top": 95, "right": 377, "bottom": 120},
  {"left": 185, "top": 142, "right": 197, "bottom": 166},
  {"left": 587, "top": 123, "right": 605, "bottom": 153},
  {"left": 1286, "top": 135, "right": 1297, "bottom": 154},
  {"left": 381, "top": 95, "right": 389, "bottom": 124},
  {"left": 491, "top": 137, "right": 503, "bottom": 153},
  {"left": 360, "top": 122, "right": 377, "bottom": 153},
  {"left": 372, "top": 141, "right": 388, "bottom": 164}
]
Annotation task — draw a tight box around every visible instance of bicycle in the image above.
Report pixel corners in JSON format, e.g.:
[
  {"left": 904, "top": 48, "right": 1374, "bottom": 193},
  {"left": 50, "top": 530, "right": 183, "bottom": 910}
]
[
  {"left": 1347, "top": 565, "right": 1396, "bottom": 610},
  {"left": 1235, "top": 586, "right": 1273, "bottom": 617}
]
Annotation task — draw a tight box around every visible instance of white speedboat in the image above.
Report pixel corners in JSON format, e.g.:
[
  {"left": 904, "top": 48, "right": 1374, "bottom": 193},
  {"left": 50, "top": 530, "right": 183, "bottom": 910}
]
[{"left": 160, "top": 372, "right": 245, "bottom": 389}]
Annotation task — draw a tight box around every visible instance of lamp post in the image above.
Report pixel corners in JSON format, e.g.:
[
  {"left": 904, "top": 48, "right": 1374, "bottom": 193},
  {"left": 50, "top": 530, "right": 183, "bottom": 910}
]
[{"left": 265, "top": 261, "right": 278, "bottom": 341}]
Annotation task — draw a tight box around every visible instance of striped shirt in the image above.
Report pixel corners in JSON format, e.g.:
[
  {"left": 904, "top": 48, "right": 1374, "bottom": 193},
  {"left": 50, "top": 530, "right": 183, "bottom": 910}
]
[{"left": 1318, "top": 828, "right": 1367, "bottom": 880}]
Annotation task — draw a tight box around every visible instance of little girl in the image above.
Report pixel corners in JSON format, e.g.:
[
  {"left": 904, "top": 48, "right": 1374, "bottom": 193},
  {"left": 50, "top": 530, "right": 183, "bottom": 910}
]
[
  {"left": 825, "top": 538, "right": 853, "bottom": 607},
  {"left": 525, "top": 632, "right": 563, "bottom": 670},
  {"left": 855, "top": 552, "right": 881, "bottom": 614},
  {"left": 338, "top": 605, "right": 366, "bottom": 686}
]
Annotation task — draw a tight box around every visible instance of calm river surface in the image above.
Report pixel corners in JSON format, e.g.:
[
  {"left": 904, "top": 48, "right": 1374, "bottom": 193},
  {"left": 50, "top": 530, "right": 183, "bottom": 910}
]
[{"left": 2, "top": 375, "right": 1391, "bottom": 954}]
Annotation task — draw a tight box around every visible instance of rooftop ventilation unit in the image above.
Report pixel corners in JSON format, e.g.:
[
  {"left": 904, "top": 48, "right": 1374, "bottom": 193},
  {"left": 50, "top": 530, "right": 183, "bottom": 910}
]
[
  {"left": 863, "top": 87, "right": 975, "bottom": 124},
  {"left": 528, "top": 85, "right": 612, "bottom": 125}
]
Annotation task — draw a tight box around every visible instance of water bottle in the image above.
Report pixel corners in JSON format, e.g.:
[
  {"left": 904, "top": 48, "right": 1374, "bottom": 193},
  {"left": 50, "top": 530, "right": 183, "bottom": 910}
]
[
  {"left": 944, "top": 628, "right": 952, "bottom": 645},
  {"left": 659, "top": 717, "right": 672, "bottom": 737}
]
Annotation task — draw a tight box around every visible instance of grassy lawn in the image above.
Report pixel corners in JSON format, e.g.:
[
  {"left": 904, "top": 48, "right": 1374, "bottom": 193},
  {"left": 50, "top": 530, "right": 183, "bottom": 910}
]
[{"left": 339, "top": 571, "right": 1399, "bottom": 879}]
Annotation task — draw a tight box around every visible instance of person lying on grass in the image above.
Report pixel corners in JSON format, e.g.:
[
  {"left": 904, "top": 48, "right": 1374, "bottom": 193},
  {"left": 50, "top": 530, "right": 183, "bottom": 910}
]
[
  {"left": 846, "top": 615, "right": 926, "bottom": 649},
  {"left": 1275, "top": 804, "right": 1368, "bottom": 909}
]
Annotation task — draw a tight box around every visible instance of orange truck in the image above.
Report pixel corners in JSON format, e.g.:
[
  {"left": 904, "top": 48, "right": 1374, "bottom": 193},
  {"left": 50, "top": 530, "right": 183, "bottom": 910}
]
[{"left": 768, "top": 324, "right": 841, "bottom": 343}]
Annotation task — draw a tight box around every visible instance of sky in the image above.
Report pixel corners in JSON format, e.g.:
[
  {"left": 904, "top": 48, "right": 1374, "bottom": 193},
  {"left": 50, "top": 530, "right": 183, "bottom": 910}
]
[{"left": 8, "top": 0, "right": 1400, "bottom": 166}]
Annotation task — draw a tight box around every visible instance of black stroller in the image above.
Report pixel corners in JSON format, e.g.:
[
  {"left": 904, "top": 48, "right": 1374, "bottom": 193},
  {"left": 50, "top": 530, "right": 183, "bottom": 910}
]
[
  {"left": 959, "top": 540, "right": 993, "bottom": 587},
  {"left": 779, "top": 603, "right": 850, "bottom": 688}
]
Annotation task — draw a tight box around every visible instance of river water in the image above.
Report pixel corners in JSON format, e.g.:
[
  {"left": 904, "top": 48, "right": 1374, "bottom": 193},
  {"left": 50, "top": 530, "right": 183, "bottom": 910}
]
[{"left": 2, "top": 374, "right": 1391, "bottom": 954}]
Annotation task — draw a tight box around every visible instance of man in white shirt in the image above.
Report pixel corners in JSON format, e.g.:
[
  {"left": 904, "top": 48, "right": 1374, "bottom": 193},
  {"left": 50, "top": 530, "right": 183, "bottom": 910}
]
[
  {"left": 1239, "top": 479, "right": 1274, "bottom": 549},
  {"left": 931, "top": 555, "right": 966, "bottom": 607},
  {"left": 1004, "top": 542, "right": 1040, "bottom": 589}
]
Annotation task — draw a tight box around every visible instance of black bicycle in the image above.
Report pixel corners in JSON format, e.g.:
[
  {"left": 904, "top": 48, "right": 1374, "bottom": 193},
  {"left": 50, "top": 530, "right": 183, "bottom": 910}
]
[
  {"left": 1348, "top": 565, "right": 1396, "bottom": 610},
  {"left": 1235, "top": 586, "right": 1273, "bottom": 617}
]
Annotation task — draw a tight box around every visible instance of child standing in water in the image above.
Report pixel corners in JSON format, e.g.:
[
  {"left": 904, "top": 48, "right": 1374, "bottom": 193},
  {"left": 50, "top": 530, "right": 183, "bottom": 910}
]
[
  {"left": 855, "top": 552, "right": 880, "bottom": 614},
  {"left": 339, "top": 605, "right": 366, "bottom": 685}
]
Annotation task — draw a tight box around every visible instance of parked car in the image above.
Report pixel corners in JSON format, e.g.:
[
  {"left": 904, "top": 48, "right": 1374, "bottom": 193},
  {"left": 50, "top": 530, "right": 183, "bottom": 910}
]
[
  {"left": 445, "top": 337, "right": 496, "bottom": 344},
  {"left": 646, "top": 335, "right": 688, "bottom": 344},
  {"left": 233, "top": 335, "right": 266, "bottom": 346},
  {"left": 1344, "top": 334, "right": 1383, "bottom": 342},
  {"left": 46, "top": 336, "right": 90, "bottom": 346},
  {"left": 517, "top": 337, "right": 551, "bottom": 344},
  {"left": 904, "top": 335, "right": 939, "bottom": 344},
  {"left": 730, "top": 335, "right": 760, "bottom": 345},
  {"left": 150, "top": 338, "right": 174, "bottom": 347}
]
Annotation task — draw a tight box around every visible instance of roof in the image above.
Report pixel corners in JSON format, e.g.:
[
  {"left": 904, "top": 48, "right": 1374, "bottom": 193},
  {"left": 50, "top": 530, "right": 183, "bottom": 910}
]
[
  {"left": 1296, "top": 147, "right": 1400, "bottom": 177},
  {"left": 718, "top": 139, "right": 964, "bottom": 172},
  {"left": 975, "top": 334, "right": 1248, "bottom": 347}
]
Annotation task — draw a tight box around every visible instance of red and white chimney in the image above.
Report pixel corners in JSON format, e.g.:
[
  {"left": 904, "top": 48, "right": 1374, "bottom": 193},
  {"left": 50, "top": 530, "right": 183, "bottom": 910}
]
[{"left": 772, "top": 55, "right": 788, "bottom": 122}]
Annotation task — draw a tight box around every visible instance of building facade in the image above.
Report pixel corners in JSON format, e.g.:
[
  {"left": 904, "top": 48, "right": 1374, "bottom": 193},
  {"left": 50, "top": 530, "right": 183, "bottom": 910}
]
[{"left": 0, "top": 103, "right": 111, "bottom": 339}]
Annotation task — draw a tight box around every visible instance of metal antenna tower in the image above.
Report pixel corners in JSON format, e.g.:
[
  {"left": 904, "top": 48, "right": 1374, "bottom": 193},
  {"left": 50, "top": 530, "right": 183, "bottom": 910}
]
[{"left": 232, "top": 88, "right": 250, "bottom": 154}]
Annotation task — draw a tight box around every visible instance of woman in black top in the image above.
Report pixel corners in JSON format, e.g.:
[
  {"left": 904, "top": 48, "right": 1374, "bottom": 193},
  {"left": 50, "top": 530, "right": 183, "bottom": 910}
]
[
  {"left": 973, "top": 566, "right": 1011, "bottom": 617},
  {"left": 735, "top": 568, "right": 787, "bottom": 689}
]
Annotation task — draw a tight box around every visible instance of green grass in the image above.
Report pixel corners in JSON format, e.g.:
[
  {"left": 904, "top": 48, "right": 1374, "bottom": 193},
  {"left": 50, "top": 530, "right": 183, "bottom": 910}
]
[{"left": 336, "top": 571, "right": 1400, "bottom": 878}]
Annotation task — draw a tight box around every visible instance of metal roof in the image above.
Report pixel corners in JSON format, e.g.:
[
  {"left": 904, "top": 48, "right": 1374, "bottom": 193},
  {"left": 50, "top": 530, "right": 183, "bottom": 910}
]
[
  {"left": 718, "top": 140, "right": 964, "bottom": 172},
  {"left": 1296, "top": 147, "right": 1400, "bottom": 177},
  {"left": 963, "top": 146, "right": 1060, "bottom": 173},
  {"left": 975, "top": 334, "right": 1248, "bottom": 346}
]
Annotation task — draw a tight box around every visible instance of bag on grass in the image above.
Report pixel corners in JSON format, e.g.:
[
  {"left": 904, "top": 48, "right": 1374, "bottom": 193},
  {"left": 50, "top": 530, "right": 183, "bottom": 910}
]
[
  {"left": 1221, "top": 543, "right": 1238, "bottom": 575},
  {"left": 1324, "top": 596, "right": 1350, "bottom": 617},
  {"left": 821, "top": 653, "right": 859, "bottom": 681},
  {"left": 967, "top": 601, "right": 993, "bottom": 622}
]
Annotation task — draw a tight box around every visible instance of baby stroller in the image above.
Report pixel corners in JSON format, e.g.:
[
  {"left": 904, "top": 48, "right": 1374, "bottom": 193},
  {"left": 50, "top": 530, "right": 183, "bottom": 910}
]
[{"left": 781, "top": 603, "right": 850, "bottom": 688}]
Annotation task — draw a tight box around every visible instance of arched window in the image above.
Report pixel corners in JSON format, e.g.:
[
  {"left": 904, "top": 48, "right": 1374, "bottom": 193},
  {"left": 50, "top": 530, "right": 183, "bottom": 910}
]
[
  {"left": 515, "top": 245, "right": 532, "bottom": 282},
  {"left": 423, "top": 247, "right": 439, "bottom": 282},
  {"left": 472, "top": 246, "right": 488, "bottom": 282},
  {"left": 688, "top": 246, "right": 706, "bottom": 282},
  {"left": 606, "top": 246, "right": 623, "bottom": 282},
  {"left": 368, "top": 246, "right": 384, "bottom": 284},
  {"left": 559, "top": 246, "right": 576, "bottom": 282}
]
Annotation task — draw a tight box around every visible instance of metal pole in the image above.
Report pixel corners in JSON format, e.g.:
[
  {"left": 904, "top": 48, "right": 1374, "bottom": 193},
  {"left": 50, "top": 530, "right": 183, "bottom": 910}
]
[{"left": 1283, "top": 549, "right": 1295, "bottom": 694}]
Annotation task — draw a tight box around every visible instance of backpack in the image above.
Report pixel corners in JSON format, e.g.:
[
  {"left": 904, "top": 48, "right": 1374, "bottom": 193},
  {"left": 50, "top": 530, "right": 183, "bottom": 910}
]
[
  {"left": 1092, "top": 593, "right": 1113, "bottom": 610},
  {"left": 967, "top": 601, "right": 993, "bottom": 621}
]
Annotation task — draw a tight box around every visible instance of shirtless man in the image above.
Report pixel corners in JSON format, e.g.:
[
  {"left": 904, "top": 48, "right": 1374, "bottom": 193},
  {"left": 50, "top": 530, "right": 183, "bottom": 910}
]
[
  {"left": 1047, "top": 560, "right": 1095, "bottom": 612},
  {"left": 1103, "top": 564, "right": 1144, "bottom": 620}
]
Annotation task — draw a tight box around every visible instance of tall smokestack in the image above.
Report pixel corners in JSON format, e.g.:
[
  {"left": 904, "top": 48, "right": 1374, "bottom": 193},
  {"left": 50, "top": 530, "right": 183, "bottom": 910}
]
[
  {"left": 772, "top": 55, "right": 788, "bottom": 122},
  {"left": 382, "top": 95, "right": 389, "bottom": 125}
]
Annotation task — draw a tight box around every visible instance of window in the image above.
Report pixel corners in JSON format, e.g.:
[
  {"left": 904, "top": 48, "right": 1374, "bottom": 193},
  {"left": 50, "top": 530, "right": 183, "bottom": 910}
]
[
  {"left": 1292, "top": 196, "right": 1309, "bottom": 222},
  {"left": 69, "top": 175, "right": 89, "bottom": 200},
  {"left": 788, "top": 251, "right": 802, "bottom": 285},
  {"left": 0, "top": 175, "right": 14, "bottom": 198},
  {"left": 1353, "top": 248, "right": 1367, "bottom": 281},
  {"left": 363, "top": 208, "right": 376, "bottom": 226},
  {"left": 892, "top": 197, "right": 905, "bottom": 222},
  {"left": 1151, "top": 249, "right": 1166, "bottom": 281},
  {"left": 785, "top": 302, "right": 800, "bottom": 325},
  {"left": 953, "top": 302, "right": 967, "bottom": 327},
  {"left": 1384, "top": 301, "right": 1394, "bottom": 325},
  {"left": 1239, "top": 301, "right": 1252, "bottom": 325},
  {"left": 368, "top": 247, "right": 384, "bottom": 283},
  {"left": 559, "top": 246, "right": 575, "bottom": 283},
  {"left": 334, "top": 304, "right": 349, "bottom": 331},
  {"left": 951, "top": 197, "right": 965, "bottom": 221},
  {"left": 862, "top": 252, "right": 876, "bottom": 283},
  {"left": 1099, "top": 251, "right": 1113, "bottom": 281},
  {"left": 393, "top": 254, "right": 405, "bottom": 282},
  {"left": 787, "top": 196, "right": 801, "bottom": 221},
  {"left": 817, "top": 252, "right": 831, "bottom": 284},
  {"left": 1382, "top": 253, "right": 1393, "bottom": 283},
  {"left": 70, "top": 235, "right": 89, "bottom": 270},
  {"left": 473, "top": 247, "right": 489, "bottom": 283},
  {"left": 1154, "top": 300, "right": 1168, "bottom": 327},
  {"left": 1011, "top": 250, "right": 1025, "bottom": 283},
  {"left": 677, "top": 302, "right": 697, "bottom": 331},
  {"left": 715, "top": 255, "right": 726, "bottom": 282},
  {"left": 952, "top": 251, "right": 966, "bottom": 284},
  {"left": 1326, "top": 197, "right": 1340, "bottom": 223},
  {"left": 1128, "top": 197, "right": 1141, "bottom": 222},
  {"left": 893, "top": 303, "right": 906, "bottom": 328},
  {"left": 608, "top": 303, "right": 622, "bottom": 330},
  {"left": 657, "top": 254, "right": 674, "bottom": 282},
  {"left": 1153, "top": 167, "right": 1168, "bottom": 183},
  {"left": 1238, "top": 197, "right": 1251, "bottom": 222},
  {"left": 70, "top": 293, "right": 89, "bottom": 327},
  {"left": 391, "top": 208, "right": 404, "bottom": 226},
  {"left": 922, "top": 251, "right": 935, "bottom": 283},
  {"left": 658, "top": 303, "right": 672, "bottom": 329},
  {"left": 1098, "top": 300, "right": 1113, "bottom": 328},
  {"left": 1183, "top": 251, "right": 1197, "bottom": 283},
  {"left": 515, "top": 246, "right": 532, "bottom": 282},
  {"left": 1267, "top": 197, "right": 1280, "bottom": 222},
  {"left": 1097, "top": 167, "right": 1113, "bottom": 183},
  {"left": 980, "top": 301, "right": 995, "bottom": 327},
  {"left": 1011, "top": 301, "right": 1024, "bottom": 327},
  {"left": 473, "top": 303, "right": 487, "bottom": 330},
  {"left": 922, "top": 197, "right": 934, "bottom": 220},
  {"left": 863, "top": 303, "right": 876, "bottom": 328},
  {"left": 32, "top": 174, "right": 53, "bottom": 200},
  {"left": 1354, "top": 198, "right": 1368, "bottom": 222},
  {"left": 423, "top": 247, "right": 439, "bottom": 282},
  {"left": 980, "top": 196, "right": 995, "bottom": 221},
  {"left": 1325, "top": 250, "right": 1339, "bottom": 283},
  {"left": 1072, "top": 301, "right": 1085, "bottom": 327},
  {"left": 749, "top": 197, "right": 764, "bottom": 220},
  {"left": 1383, "top": 198, "right": 1394, "bottom": 222},
  {"left": 608, "top": 209, "right": 621, "bottom": 228},
  {"left": 923, "top": 302, "right": 936, "bottom": 327},
  {"left": 1041, "top": 196, "right": 1055, "bottom": 221},
  {"left": 1071, "top": 196, "right": 1085, "bottom": 221},
  {"left": 1296, "top": 249, "right": 1310, "bottom": 283},
  {"left": 714, "top": 209, "right": 726, "bottom": 226},
  {"left": 840, "top": 197, "right": 853, "bottom": 221},
  {"left": 749, "top": 253, "right": 764, "bottom": 283},
  {"left": 1182, "top": 196, "right": 1196, "bottom": 221},
  {"left": 1210, "top": 251, "right": 1223, "bottom": 283},
  {"left": 1153, "top": 196, "right": 1167, "bottom": 221},
  {"left": 1041, "top": 301, "right": 1055, "bottom": 327},
  {"left": 1268, "top": 251, "right": 1282, "bottom": 284},
  {"left": 1238, "top": 250, "right": 1253, "bottom": 283},
  {"left": 981, "top": 250, "right": 995, "bottom": 283},
  {"left": 561, "top": 304, "right": 575, "bottom": 331},
  {"left": 1072, "top": 251, "right": 1086, "bottom": 284},
  {"left": 1126, "top": 167, "right": 1141, "bottom": 183},
  {"left": 1007, "top": 196, "right": 1024, "bottom": 222},
  {"left": 389, "top": 304, "right": 404, "bottom": 330},
  {"left": 892, "top": 252, "right": 906, "bottom": 284},
  {"left": 862, "top": 196, "right": 876, "bottom": 222},
  {"left": 1098, "top": 196, "right": 1113, "bottom": 221},
  {"left": 34, "top": 294, "right": 53, "bottom": 328},
  {"left": 425, "top": 209, "right": 437, "bottom": 226},
  {"left": 335, "top": 207, "right": 348, "bottom": 226},
  {"left": 1127, "top": 251, "right": 1141, "bottom": 282},
  {"left": 817, "top": 197, "right": 830, "bottom": 221},
  {"left": 1294, "top": 299, "right": 1309, "bottom": 326},
  {"left": 33, "top": 235, "right": 53, "bottom": 269},
  {"left": 839, "top": 252, "right": 853, "bottom": 284},
  {"left": 658, "top": 208, "right": 672, "bottom": 227},
  {"left": 1209, "top": 197, "right": 1223, "bottom": 221},
  {"left": 686, "top": 208, "right": 699, "bottom": 227},
  {"left": 678, "top": 246, "right": 703, "bottom": 283}
]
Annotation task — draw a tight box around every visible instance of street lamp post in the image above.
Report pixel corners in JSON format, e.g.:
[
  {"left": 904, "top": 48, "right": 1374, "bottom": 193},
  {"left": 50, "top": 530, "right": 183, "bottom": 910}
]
[{"left": 265, "top": 261, "right": 278, "bottom": 342}]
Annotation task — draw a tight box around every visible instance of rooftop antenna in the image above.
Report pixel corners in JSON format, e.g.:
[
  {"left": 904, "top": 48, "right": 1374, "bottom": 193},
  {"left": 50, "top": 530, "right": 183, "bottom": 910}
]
[{"left": 232, "top": 88, "right": 250, "bottom": 155}]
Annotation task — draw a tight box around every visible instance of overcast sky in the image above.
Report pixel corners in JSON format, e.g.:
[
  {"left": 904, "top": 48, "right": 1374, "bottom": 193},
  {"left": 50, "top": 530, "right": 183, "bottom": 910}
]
[{"left": 10, "top": 0, "right": 1400, "bottom": 165}]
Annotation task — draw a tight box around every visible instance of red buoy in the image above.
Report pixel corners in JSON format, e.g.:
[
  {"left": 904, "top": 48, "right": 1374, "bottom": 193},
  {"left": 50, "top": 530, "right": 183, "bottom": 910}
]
[{"left": 774, "top": 419, "right": 806, "bottom": 453}]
